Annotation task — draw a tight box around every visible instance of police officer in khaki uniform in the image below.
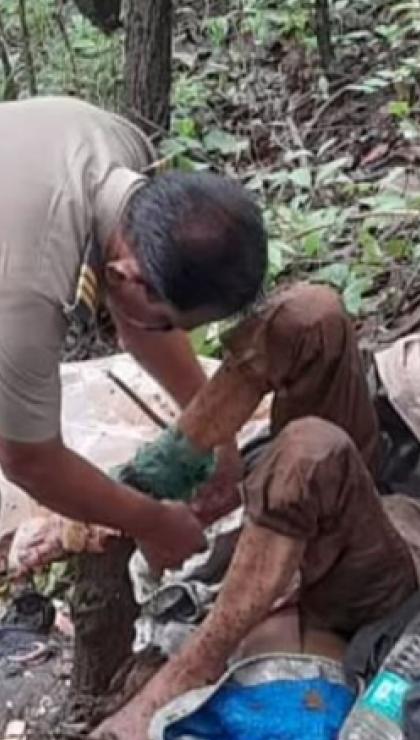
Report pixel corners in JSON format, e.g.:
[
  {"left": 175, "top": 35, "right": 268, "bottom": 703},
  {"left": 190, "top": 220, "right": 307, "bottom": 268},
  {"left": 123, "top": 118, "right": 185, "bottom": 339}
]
[{"left": 0, "top": 96, "right": 267, "bottom": 571}]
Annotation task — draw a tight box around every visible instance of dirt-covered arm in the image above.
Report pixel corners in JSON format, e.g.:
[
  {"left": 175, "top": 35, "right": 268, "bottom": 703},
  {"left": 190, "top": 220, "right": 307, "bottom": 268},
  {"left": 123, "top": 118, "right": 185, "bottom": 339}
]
[{"left": 178, "top": 356, "right": 266, "bottom": 452}]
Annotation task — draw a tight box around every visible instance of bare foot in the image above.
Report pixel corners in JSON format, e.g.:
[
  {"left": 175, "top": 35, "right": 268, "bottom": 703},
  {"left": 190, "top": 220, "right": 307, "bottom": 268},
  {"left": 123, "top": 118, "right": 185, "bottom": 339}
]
[{"left": 8, "top": 514, "right": 117, "bottom": 575}]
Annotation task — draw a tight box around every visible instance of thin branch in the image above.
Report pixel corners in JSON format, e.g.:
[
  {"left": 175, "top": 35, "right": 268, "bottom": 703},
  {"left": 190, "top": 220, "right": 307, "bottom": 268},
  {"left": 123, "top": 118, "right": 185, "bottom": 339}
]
[
  {"left": 18, "top": 0, "right": 37, "bottom": 95},
  {"left": 106, "top": 370, "right": 168, "bottom": 430}
]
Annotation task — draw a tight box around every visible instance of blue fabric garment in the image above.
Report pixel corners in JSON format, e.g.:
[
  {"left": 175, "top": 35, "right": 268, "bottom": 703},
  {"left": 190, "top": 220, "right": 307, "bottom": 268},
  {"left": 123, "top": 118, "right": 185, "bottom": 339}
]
[{"left": 166, "top": 678, "right": 355, "bottom": 740}]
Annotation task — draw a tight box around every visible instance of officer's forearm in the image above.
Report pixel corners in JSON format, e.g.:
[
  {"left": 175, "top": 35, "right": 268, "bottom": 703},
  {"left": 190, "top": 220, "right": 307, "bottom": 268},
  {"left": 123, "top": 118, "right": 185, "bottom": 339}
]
[
  {"left": 178, "top": 359, "right": 264, "bottom": 452},
  {"left": 0, "top": 437, "right": 162, "bottom": 541},
  {"left": 118, "top": 326, "right": 208, "bottom": 409}
]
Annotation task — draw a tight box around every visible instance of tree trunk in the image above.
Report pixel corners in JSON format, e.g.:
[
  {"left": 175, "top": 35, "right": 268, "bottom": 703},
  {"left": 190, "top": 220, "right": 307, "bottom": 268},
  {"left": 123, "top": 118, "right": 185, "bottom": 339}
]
[
  {"left": 71, "top": 0, "right": 122, "bottom": 33},
  {"left": 314, "top": 0, "right": 335, "bottom": 78},
  {"left": 123, "top": 0, "right": 172, "bottom": 136},
  {"left": 70, "top": 538, "right": 137, "bottom": 700}
]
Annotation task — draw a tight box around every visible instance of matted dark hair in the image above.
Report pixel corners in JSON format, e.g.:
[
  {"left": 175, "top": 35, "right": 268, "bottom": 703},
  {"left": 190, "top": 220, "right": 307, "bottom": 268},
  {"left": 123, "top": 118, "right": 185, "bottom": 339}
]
[{"left": 121, "top": 171, "right": 267, "bottom": 314}]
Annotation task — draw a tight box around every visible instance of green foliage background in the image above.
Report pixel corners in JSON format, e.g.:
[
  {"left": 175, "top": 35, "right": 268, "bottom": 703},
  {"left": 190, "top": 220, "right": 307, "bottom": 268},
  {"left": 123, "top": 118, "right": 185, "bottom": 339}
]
[{"left": 2, "top": 0, "right": 420, "bottom": 355}]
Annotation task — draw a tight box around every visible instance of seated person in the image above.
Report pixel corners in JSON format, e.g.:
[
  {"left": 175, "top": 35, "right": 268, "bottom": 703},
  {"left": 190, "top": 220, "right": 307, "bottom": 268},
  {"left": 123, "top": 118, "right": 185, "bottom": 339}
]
[{"left": 91, "top": 282, "right": 420, "bottom": 739}]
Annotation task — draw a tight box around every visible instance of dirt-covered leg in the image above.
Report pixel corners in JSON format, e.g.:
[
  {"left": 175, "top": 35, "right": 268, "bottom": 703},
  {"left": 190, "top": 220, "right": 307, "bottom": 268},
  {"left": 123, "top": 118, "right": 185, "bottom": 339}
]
[{"left": 90, "top": 524, "right": 303, "bottom": 740}]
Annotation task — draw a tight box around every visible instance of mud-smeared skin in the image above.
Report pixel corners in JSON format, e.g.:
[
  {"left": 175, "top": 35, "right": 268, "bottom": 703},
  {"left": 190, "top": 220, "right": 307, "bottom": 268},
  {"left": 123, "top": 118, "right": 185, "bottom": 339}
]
[
  {"left": 179, "top": 360, "right": 264, "bottom": 451},
  {"left": 90, "top": 524, "right": 303, "bottom": 740}
]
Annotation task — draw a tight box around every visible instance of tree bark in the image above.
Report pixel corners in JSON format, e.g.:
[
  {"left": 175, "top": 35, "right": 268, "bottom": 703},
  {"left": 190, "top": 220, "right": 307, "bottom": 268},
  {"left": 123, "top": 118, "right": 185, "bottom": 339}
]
[
  {"left": 123, "top": 0, "right": 172, "bottom": 136},
  {"left": 71, "top": 0, "right": 122, "bottom": 33},
  {"left": 70, "top": 538, "right": 137, "bottom": 700},
  {"left": 314, "top": 0, "right": 335, "bottom": 78}
]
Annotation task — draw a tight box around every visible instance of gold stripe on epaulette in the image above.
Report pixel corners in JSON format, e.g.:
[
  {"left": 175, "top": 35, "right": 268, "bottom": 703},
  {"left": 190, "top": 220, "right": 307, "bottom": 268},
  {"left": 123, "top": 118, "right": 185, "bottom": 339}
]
[
  {"left": 80, "top": 264, "right": 98, "bottom": 291},
  {"left": 76, "top": 278, "right": 96, "bottom": 304},
  {"left": 77, "top": 284, "right": 96, "bottom": 315},
  {"left": 75, "top": 264, "right": 99, "bottom": 316}
]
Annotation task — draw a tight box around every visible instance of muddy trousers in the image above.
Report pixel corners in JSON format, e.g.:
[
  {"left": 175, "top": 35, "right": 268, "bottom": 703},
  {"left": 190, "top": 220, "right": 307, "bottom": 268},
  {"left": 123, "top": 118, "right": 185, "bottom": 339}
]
[{"left": 243, "top": 416, "right": 417, "bottom": 637}]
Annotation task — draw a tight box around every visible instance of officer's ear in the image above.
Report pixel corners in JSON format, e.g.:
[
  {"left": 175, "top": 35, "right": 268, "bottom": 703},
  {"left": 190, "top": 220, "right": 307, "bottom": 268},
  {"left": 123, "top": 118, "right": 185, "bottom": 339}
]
[{"left": 105, "top": 257, "right": 141, "bottom": 287}]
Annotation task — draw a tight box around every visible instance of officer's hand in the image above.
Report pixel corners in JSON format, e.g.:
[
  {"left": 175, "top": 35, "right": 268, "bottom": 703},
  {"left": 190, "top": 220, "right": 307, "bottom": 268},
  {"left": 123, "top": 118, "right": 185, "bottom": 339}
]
[{"left": 139, "top": 501, "right": 206, "bottom": 575}]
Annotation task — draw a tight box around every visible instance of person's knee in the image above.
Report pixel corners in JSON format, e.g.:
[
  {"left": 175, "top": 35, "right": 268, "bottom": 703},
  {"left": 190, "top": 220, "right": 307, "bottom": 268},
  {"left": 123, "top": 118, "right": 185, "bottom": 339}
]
[
  {"left": 287, "top": 283, "right": 345, "bottom": 332},
  {"left": 276, "top": 416, "right": 353, "bottom": 461},
  {"left": 245, "top": 417, "right": 356, "bottom": 538}
]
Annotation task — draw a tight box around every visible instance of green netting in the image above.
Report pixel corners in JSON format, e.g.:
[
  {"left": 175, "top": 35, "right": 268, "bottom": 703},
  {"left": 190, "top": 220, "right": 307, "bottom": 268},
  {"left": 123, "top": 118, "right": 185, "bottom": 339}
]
[{"left": 111, "top": 428, "right": 215, "bottom": 501}]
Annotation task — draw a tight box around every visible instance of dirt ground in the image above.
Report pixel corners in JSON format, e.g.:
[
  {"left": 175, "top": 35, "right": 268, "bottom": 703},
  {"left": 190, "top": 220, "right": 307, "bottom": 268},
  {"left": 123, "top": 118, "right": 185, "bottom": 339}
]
[{"left": 0, "top": 629, "right": 72, "bottom": 739}]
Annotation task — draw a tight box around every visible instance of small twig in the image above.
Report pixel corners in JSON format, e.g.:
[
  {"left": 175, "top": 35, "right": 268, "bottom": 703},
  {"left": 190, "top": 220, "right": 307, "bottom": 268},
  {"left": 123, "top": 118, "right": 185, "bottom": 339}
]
[
  {"left": 106, "top": 371, "right": 168, "bottom": 430},
  {"left": 18, "top": 0, "right": 37, "bottom": 95}
]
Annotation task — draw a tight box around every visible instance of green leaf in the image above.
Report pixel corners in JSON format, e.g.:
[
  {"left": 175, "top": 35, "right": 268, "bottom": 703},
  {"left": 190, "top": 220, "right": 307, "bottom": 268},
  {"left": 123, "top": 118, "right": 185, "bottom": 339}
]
[
  {"left": 343, "top": 276, "right": 372, "bottom": 316},
  {"left": 302, "top": 231, "right": 323, "bottom": 256},
  {"left": 313, "top": 263, "right": 350, "bottom": 289},
  {"left": 190, "top": 326, "right": 208, "bottom": 354},
  {"left": 361, "top": 192, "right": 408, "bottom": 211},
  {"left": 315, "top": 157, "right": 351, "bottom": 186},
  {"left": 205, "top": 16, "right": 230, "bottom": 46},
  {"left": 204, "top": 129, "right": 248, "bottom": 156},
  {"left": 343, "top": 282, "right": 363, "bottom": 316},
  {"left": 359, "top": 229, "right": 383, "bottom": 264},
  {"left": 265, "top": 171, "right": 289, "bottom": 189},
  {"left": 268, "top": 244, "right": 284, "bottom": 272},
  {"left": 388, "top": 99, "right": 410, "bottom": 119},
  {"left": 268, "top": 239, "right": 295, "bottom": 273},
  {"left": 175, "top": 118, "right": 198, "bottom": 137},
  {"left": 386, "top": 238, "right": 411, "bottom": 259},
  {"left": 160, "top": 138, "right": 188, "bottom": 158},
  {"left": 288, "top": 166, "right": 312, "bottom": 190},
  {"left": 175, "top": 156, "right": 208, "bottom": 172}
]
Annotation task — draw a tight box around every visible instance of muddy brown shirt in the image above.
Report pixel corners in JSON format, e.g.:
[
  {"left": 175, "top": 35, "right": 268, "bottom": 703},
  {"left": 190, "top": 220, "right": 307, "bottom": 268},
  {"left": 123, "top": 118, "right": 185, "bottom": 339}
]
[
  {"left": 221, "top": 284, "right": 420, "bottom": 583},
  {"left": 0, "top": 96, "right": 154, "bottom": 442}
]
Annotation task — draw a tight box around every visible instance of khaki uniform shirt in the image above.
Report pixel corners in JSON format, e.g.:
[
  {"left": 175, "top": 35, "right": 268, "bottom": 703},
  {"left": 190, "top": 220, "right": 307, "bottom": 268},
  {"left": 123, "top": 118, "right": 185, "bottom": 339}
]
[{"left": 0, "top": 96, "right": 154, "bottom": 442}]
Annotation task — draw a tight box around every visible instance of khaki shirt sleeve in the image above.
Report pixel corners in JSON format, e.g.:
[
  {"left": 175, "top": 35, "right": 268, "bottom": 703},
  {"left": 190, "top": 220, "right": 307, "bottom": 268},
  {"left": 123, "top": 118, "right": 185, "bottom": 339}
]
[{"left": 0, "top": 287, "right": 65, "bottom": 443}]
